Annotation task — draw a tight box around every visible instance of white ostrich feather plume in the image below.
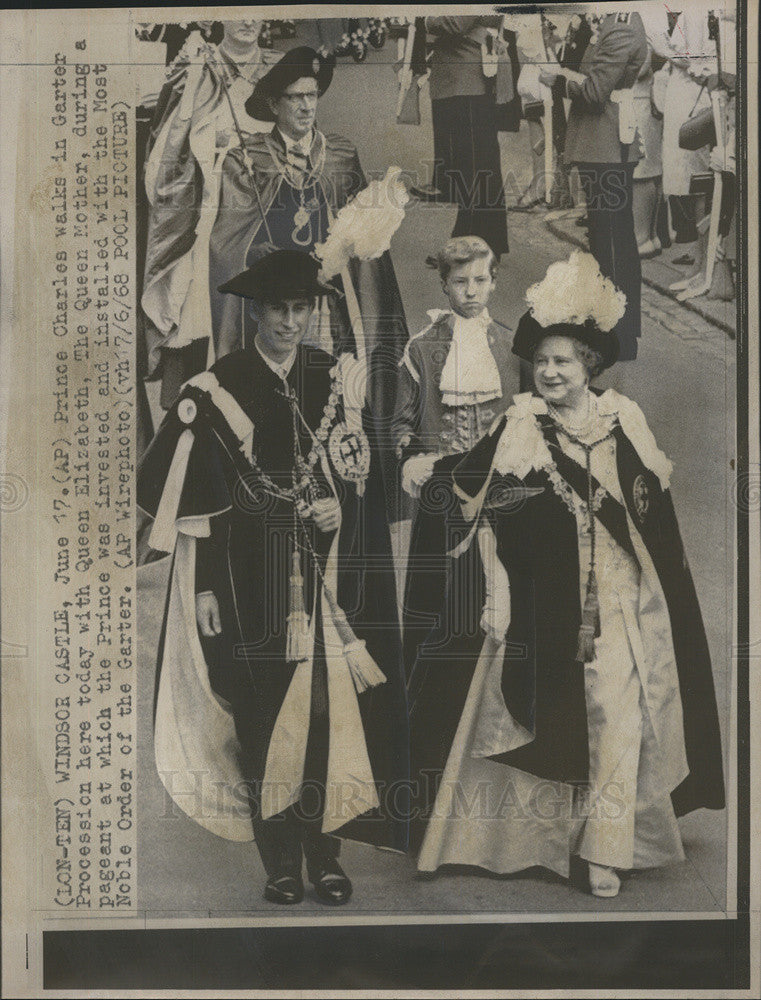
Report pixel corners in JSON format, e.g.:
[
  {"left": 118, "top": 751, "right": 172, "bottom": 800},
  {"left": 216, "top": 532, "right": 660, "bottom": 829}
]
[
  {"left": 315, "top": 166, "right": 409, "bottom": 279},
  {"left": 525, "top": 251, "right": 627, "bottom": 332}
]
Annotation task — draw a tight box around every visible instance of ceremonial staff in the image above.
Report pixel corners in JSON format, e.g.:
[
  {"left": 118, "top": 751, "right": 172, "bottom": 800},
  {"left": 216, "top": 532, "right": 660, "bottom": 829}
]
[
  {"left": 396, "top": 19, "right": 416, "bottom": 119},
  {"left": 200, "top": 41, "right": 275, "bottom": 244}
]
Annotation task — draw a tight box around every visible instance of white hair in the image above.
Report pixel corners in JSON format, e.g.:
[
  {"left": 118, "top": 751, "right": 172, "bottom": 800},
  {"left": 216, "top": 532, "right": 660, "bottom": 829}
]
[{"left": 525, "top": 251, "right": 627, "bottom": 332}]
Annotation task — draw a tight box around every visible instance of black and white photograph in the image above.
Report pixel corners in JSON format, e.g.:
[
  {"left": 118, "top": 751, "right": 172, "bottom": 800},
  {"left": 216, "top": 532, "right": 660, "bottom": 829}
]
[{"left": 0, "top": 4, "right": 757, "bottom": 995}]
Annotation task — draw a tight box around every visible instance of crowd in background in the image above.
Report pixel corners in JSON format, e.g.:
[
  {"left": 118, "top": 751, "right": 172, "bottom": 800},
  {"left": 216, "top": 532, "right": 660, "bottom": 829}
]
[
  {"left": 133, "top": 8, "right": 738, "bottom": 469},
  {"left": 133, "top": 10, "right": 731, "bottom": 903}
]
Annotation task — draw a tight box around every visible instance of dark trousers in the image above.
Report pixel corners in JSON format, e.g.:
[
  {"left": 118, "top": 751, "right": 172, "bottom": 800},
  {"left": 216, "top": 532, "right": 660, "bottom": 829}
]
[
  {"left": 669, "top": 194, "right": 699, "bottom": 244},
  {"left": 223, "top": 608, "right": 341, "bottom": 880},
  {"left": 254, "top": 644, "right": 340, "bottom": 879},
  {"left": 576, "top": 159, "right": 641, "bottom": 361},
  {"left": 432, "top": 94, "right": 509, "bottom": 256}
]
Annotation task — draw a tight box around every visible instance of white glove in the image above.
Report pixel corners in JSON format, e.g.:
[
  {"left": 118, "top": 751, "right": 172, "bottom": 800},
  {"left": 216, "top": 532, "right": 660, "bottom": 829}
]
[
  {"left": 308, "top": 496, "right": 341, "bottom": 534},
  {"left": 710, "top": 143, "right": 735, "bottom": 174},
  {"left": 478, "top": 523, "right": 510, "bottom": 643},
  {"left": 401, "top": 453, "right": 438, "bottom": 498},
  {"left": 196, "top": 591, "right": 222, "bottom": 637}
]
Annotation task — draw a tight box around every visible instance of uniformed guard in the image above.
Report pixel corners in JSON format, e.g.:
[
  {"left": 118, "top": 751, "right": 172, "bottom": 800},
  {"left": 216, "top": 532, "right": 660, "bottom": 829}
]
[
  {"left": 138, "top": 248, "right": 408, "bottom": 907},
  {"left": 540, "top": 11, "right": 649, "bottom": 360},
  {"left": 410, "top": 16, "right": 510, "bottom": 259}
]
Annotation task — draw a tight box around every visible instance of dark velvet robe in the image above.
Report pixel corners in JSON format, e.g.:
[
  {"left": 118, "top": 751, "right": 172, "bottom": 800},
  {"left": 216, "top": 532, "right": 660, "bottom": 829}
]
[
  {"left": 408, "top": 397, "right": 725, "bottom": 850},
  {"left": 391, "top": 314, "right": 518, "bottom": 684},
  {"left": 138, "top": 345, "right": 409, "bottom": 851},
  {"left": 208, "top": 127, "right": 410, "bottom": 518}
]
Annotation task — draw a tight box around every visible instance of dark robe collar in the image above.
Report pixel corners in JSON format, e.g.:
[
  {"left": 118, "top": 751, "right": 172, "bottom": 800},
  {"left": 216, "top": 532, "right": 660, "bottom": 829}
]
[
  {"left": 215, "top": 343, "right": 331, "bottom": 413},
  {"left": 268, "top": 125, "right": 325, "bottom": 174},
  {"left": 254, "top": 338, "right": 297, "bottom": 381}
]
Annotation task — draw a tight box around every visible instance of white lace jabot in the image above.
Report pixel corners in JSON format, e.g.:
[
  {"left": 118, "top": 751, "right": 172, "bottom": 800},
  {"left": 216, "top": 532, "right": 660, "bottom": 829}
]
[{"left": 438, "top": 309, "right": 502, "bottom": 407}]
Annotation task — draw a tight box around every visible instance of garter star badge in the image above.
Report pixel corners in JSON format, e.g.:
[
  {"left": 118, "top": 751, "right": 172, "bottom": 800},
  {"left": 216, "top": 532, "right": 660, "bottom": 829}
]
[
  {"left": 329, "top": 421, "right": 371, "bottom": 495},
  {"left": 632, "top": 474, "right": 649, "bottom": 522}
]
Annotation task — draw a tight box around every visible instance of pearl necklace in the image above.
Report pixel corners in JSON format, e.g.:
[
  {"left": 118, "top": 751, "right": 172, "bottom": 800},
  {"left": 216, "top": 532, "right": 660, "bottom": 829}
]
[{"left": 547, "top": 393, "right": 596, "bottom": 438}]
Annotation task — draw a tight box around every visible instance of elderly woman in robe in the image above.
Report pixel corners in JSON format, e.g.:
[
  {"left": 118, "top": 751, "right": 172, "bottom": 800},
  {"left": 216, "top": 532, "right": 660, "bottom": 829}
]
[{"left": 410, "top": 252, "right": 725, "bottom": 897}]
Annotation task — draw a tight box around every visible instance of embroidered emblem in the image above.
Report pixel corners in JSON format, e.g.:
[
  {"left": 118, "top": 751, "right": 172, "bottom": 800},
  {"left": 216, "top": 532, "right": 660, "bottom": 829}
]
[
  {"left": 616, "top": 11, "right": 631, "bottom": 23},
  {"left": 312, "top": 58, "right": 321, "bottom": 74},
  {"left": 632, "top": 474, "right": 649, "bottom": 521},
  {"left": 329, "top": 422, "right": 371, "bottom": 490}
]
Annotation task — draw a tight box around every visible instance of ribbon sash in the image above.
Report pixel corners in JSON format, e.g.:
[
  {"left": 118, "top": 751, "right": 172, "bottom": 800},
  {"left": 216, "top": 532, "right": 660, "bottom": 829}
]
[{"left": 542, "top": 425, "right": 638, "bottom": 562}]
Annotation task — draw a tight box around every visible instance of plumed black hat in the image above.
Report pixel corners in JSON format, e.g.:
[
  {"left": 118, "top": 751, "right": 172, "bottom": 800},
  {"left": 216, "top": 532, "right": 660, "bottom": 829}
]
[
  {"left": 512, "top": 310, "right": 620, "bottom": 370},
  {"left": 245, "top": 46, "right": 334, "bottom": 122},
  {"left": 218, "top": 247, "right": 334, "bottom": 301}
]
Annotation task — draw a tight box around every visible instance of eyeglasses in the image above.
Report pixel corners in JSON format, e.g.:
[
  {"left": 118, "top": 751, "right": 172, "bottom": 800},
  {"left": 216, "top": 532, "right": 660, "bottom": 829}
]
[{"left": 281, "top": 90, "right": 319, "bottom": 105}]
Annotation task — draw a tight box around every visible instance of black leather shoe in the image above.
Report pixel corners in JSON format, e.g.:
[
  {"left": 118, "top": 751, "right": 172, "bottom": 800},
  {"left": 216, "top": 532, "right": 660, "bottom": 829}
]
[
  {"left": 264, "top": 873, "right": 304, "bottom": 904},
  {"left": 307, "top": 858, "right": 353, "bottom": 905}
]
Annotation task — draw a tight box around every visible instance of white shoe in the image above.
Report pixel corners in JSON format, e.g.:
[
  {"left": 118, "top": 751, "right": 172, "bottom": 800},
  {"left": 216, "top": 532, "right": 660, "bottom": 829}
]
[
  {"left": 638, "top": 238, "right": 662, "bottom": 259},
  {"left": 588, "top": 862, "right": 621, "bottom": 898},
  {"left": 676, "top": 275, "right": 710, "bottom": 302},
  {"left": 669, "top": 276, "right": 693, "bottom": 291}
]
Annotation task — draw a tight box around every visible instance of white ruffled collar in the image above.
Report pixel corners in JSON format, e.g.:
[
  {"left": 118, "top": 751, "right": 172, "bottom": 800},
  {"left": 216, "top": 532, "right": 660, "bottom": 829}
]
[
  {"left": 436, "top": 309, "right": 502, "bottom": 406},
  {"left": 498, "top": 390, "right": 673, "bottom": 489}
]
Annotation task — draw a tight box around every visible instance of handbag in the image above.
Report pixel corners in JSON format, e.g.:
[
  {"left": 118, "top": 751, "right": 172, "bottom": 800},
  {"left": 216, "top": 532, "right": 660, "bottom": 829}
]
[
  {"left": 522, "top": 99, "right": 544, "bottom": 122},
  {"left": 689, "top": 173, "right": 736, "bottom": 233},
  {"left": 688, "top": 172, "right": 714, "bottom": 196},
  {"left": 679, "top": 107, "right": 716, "bottom": 150},
  {"left": 678, "top": 86, "right": 715, "bottom": 151}
]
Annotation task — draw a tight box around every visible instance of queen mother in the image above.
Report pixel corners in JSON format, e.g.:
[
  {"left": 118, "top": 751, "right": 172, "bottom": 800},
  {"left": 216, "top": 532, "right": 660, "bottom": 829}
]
[{"left": 411, "top": 252, "right": 725, "bottom": 898}]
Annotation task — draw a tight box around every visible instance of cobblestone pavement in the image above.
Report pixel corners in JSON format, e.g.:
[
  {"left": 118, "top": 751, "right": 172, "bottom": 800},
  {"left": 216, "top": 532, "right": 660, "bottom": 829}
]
[{"left": 639, "top": 283, "right": 732, "bottom": 359}]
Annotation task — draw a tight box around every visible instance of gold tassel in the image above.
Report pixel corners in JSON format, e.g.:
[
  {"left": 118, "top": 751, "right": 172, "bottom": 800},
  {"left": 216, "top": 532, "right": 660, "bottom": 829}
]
[
  {"left": 323, "top": 585, "right": 386, "bottom": 693},
  {"left": 286, "top": 549, "right": 312, "bottom": 663},
  {"left": 576, "top": 569, "right": 600, "bottom": 663}
]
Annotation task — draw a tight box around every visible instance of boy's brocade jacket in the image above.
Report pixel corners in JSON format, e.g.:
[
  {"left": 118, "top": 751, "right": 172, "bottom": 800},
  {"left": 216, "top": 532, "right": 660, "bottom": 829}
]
[{"left": 391, "top": 311, "right": 516, "bottom": 464}]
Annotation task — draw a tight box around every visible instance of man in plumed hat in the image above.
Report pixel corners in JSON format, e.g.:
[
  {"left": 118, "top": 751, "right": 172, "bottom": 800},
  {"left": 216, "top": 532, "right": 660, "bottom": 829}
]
[
  {"left": 138, "top": 248, "right": 408, "bottom": 906},
  {"left": 208, "top": 47, "right": 410, "bottom": 520}
]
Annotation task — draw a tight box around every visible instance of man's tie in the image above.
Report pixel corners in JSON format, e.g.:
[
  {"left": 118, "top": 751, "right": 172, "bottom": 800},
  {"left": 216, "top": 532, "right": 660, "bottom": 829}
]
[{"left": 288, "top": 147, "right": 309, "bottom": 175}]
